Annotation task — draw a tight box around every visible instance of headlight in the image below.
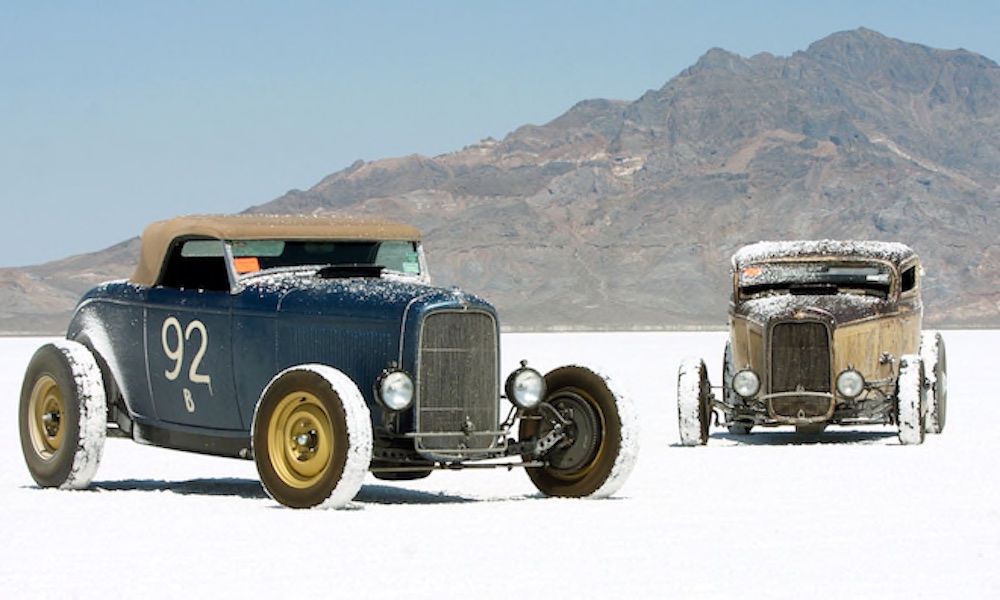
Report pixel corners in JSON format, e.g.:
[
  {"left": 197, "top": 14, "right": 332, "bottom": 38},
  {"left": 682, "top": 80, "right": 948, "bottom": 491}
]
[
  {"left": 836, "top": 368, "right": 865, "bottom": 399},
  {"left": 732, "top": 369, "right": 760, "bottom": 398},
  {"left": 505, "top": 363, "right": 546, "bottom": 409},
  {"left": 376, "top": 369, "right": 414, "bottom": 411}
]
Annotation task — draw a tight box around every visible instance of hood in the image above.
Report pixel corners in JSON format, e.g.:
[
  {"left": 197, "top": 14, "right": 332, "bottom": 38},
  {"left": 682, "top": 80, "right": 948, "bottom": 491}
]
[
  {"left": 737, "top": 293, "right": 892, "bottom": 326},
  {"left": 239, "top": 270, "right": 494, "bottom": 321}
]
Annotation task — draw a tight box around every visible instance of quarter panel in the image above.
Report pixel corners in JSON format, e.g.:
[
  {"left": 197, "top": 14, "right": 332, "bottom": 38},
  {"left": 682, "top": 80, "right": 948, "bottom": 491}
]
[{"left": 67, "top": 283, "right": 152, "bottom": 420}]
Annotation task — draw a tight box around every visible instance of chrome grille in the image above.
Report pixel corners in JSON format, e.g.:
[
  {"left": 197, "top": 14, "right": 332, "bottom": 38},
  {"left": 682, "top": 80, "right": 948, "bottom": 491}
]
[
  {"left": 769, "top": 322, "right": 833, "bottom": 420},
  {"left": 416, "top": 311, "right": 498, "bottom": 453}
]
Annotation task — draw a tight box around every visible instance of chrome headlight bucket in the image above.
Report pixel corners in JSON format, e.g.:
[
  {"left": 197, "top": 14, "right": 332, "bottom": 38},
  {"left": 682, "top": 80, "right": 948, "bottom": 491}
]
[
  {"left": 836, "top": 368, "right": 865, "bottom": 399},
  {"left": 505, "top": 362, "right": 546, "bottom": 410},
  {"left": 376, "top": 369, "right": 415, "bottom": 412},
  {"left": 732, "top": 369, "right": 760, "bottom": 398}
]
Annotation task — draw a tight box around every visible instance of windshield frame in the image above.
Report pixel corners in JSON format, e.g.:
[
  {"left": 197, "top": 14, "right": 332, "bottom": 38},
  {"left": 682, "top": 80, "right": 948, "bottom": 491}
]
[
  {"left": 734, "top": 257, "right": 899, "bottom": 302},
  {"left": 222, "top": 238, "right": 431, "bottom": 290}
]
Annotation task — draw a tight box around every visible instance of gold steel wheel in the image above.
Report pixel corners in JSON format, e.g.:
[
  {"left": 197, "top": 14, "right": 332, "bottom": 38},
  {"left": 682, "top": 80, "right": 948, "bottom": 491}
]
[
  {"left": 253, "top": 366, "right": 372, "bottom": 509},
  {"left": 266, "top": 391, "right": 334, "bottom": 489},
  {"left": 28, "top": 374, "right": 65, "bottom": 459},
  {"left": 19, "top": 342, "right": 107, "bottom": 489}
]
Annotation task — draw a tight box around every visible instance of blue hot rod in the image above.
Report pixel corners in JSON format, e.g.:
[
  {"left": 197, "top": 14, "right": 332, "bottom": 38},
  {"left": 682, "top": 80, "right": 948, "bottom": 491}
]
[{"left": 19, "top": 215, "right": 637, "bottom": 508}]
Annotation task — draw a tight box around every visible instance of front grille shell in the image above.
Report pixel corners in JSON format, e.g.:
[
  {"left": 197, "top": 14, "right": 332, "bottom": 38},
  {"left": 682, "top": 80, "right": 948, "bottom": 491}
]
[
  {"left": 767, "top": 321, "right": 835, "bottom": 422},
  {"left": 413, "top": 310, "right": 500, "bottom": 457}
]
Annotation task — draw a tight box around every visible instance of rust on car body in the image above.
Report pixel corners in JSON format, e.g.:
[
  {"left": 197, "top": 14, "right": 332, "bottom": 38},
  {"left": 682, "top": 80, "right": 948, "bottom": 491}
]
[{"left": 677, "top": 240, "right": 946, "bottom": 446}]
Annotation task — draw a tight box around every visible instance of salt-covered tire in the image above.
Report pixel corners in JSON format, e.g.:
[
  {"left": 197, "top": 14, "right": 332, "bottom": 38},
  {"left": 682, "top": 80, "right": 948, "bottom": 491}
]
[
  {"left": 678, "top": 357, "right": 711, "bottom": 446},
  {"left": 920, "top": 331, "right": 947, "bottom": 434},
  {"left": 722, "top": 342, "right": 752, "bottom": 435},
  {"left": 19, "top": 341, "right": 107, "bottom": 489},
  {"left": 520, "top": 366, "right": 638, "bottom": 498},
  {"left": 252, "top": 365, "right": 372, "bottom": 509},
  {"left": 897, "top": 355, "right": 926, "bottom": 446}
]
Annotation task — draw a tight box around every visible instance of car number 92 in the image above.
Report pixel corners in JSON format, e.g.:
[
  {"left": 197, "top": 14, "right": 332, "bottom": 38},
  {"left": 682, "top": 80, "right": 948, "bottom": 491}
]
[{"left": 160, "top": 317, "right": 214, "bottom": 398}]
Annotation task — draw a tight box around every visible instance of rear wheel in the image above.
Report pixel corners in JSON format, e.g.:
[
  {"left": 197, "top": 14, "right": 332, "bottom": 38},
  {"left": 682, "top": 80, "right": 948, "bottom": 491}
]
[
  {"left": 897, "top": 355, "right": 926, "bottom": 445},
  {"left": 678, "top": 358, "right": 711, "bottom": 446},
  {"left": 19, "top": 341, "right": 107, "bottom": 489},
  {"left": 252, "top": 366, "right": 372, "bottom": 508},
  {"left": 520, "top": 366, "right": 637, "bottom": 498},
  {"left": 920, "top": 332, "right": 947, "bottom": 434}
]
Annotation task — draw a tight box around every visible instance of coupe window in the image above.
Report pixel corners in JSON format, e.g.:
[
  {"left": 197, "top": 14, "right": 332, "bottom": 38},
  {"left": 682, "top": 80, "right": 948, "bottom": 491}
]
[
  {"left": 229, "top": 240, "right": 423, "bottom": 278},
  {"left": 738, "top": 261, "right": 893, "bottom": 299}
]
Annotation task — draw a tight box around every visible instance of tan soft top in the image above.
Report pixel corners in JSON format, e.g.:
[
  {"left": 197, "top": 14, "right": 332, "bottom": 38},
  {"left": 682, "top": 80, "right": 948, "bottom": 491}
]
[{"left": 131, "top": 214, "right": 422, "bottom": 286}]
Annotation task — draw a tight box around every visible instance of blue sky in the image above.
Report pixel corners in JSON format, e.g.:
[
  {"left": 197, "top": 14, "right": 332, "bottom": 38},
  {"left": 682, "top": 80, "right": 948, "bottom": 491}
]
[{"left": 2, "top": 0, "right": 997, "bottom": 267}]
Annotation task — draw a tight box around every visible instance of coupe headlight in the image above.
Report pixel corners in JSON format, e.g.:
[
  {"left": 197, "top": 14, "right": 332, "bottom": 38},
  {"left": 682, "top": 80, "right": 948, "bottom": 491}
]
[
  {"left": 505, "top": 363, "right": 546, "bottom": 409},
  {"left": 836, "top": 368, "right": 865, "bottom": 399},
  {"left": 376, "top": 369, "right": 414, "bottom": 411},
  {"left": 732, "top": 369, "right": 760, "bottom": 398}
]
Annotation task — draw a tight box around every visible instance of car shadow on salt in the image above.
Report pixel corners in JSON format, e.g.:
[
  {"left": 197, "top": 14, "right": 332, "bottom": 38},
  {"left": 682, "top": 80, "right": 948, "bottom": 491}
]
[
  {"left": 713, "top": 429, "right": 900, "bottom": 446},
  {"left": 90, "top": 478, "right": 268, "bottom": 498},
  {"left": 84, "top": 479, "right": 495, "bottom": 505},
  {"left": 354, "top": 484, "right": 478, "bottom": 505}
]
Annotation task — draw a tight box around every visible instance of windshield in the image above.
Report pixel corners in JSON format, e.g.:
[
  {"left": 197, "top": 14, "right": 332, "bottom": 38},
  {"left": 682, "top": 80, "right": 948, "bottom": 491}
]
[
  {"left": 738, "top": 261, "right": 893, "bottom": 299},
  {"left": 226, "top": 240, "right": 424, "bottom": 278}
]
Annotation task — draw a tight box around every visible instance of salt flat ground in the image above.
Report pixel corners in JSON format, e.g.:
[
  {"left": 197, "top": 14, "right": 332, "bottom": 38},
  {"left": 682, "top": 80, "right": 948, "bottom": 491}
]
[{"left": 1, "top": 331, "right": 996, "bottom": 599}]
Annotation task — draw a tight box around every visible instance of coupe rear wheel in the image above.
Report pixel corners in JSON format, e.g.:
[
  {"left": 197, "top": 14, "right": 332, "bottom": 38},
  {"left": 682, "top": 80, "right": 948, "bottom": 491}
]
[
  {"left": 253, "top": 366, "right": 372, "bottom": 509},
  {"left": 520, "top": 366, "right": 637, "bottom": 498},
  {"left": 19, "top": 341, "right": 107, "bottom": 489},
  {"left": 677, "top": 358, "right": 711, "bottom": 446},
  {"left": 920, "top": 332, "right": 947, "bottom": 434}
]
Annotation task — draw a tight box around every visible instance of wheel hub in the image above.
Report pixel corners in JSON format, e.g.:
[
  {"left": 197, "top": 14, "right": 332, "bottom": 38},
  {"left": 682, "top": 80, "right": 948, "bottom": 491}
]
[
  {"left": 29, "top": 375, "right": 65, "bottom": 458},
  {"left": 542, "top": 392, "right": 601, "bottom": 474},
  {"left": 291, "top": 423, "right": 319, "bottom": 460},
  {"left": 268, "top": 393, "right": 334, "bottom": 488}
]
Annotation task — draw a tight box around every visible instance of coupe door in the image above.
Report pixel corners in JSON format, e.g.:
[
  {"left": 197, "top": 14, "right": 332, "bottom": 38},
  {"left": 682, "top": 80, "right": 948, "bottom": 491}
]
[{"left": 144, "top": 288, "right": 243, "bottom": 429}]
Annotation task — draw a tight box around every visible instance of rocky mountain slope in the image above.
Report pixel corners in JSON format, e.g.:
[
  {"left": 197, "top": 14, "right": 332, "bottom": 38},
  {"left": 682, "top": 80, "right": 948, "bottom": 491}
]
[{"left": 4, "top": 28, "right": 997, "bottom": 334}]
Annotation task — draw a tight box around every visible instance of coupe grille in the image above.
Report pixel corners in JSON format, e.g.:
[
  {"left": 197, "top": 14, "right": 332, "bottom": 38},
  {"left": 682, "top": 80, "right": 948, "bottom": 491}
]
[
  {"left": 769, "top": 321, "right": 833, "bottom": 420},
  {"left": 416, "top": 310, "right": 498, "bottom": 453}
]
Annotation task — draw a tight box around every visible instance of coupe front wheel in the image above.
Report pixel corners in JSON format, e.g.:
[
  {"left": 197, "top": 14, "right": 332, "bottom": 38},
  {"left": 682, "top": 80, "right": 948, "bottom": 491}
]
[
  {"left": 677, "top": 358, "right": 711, "bottom": 446},
  {"left": 897, "top": 355, "right": 926, "bottom": 446},
  {"left": 252, "top": 366, "right": 372, "bottom": 509}
]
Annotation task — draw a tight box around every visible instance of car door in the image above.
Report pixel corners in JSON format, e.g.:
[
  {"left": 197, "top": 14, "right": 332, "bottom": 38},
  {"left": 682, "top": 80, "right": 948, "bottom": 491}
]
[{"left": 142, "top": 240, "right": 243, "bottom": 430}]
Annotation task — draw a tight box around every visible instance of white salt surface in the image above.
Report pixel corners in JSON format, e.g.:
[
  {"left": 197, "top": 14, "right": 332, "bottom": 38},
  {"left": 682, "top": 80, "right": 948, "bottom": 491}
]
[{"left": 1, "top": 331, "right": 996, "bottom": 598}]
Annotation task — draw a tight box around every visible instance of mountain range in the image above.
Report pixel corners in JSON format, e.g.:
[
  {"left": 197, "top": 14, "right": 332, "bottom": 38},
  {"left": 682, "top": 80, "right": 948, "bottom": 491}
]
[{"left": 2, "top": 28, "right": 997, "bottom": 334}]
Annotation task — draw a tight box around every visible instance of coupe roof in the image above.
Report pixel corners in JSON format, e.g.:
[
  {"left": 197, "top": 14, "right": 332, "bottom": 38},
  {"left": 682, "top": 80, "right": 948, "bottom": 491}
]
[
  {"left": 131, "top": 214, "right": 422, "bottom": 286},
  {"left": 732, "top": 240, "right": 918, "bottom": 269}
]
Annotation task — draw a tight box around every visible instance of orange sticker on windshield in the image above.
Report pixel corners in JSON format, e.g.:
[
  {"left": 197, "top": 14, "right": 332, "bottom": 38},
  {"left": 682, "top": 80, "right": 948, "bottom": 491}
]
[{"left": 234, "top": 257, "right": 261, "bottom": 274}]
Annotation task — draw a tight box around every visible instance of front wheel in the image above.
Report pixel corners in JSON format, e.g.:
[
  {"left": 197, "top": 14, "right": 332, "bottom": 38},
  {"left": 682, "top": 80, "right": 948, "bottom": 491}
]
[
  {"left": 677, "top": 357, "right": 711, "bottom": 446},
  {"left": 897, "top": 355, "right": 926, "bottom": 446},
  {"left": 252, "top": 365, "right": 372, "bottom": 509},
  {"left": 19, "top": 341, "right": 107, "bottom": 489},
  {"left": 519, "top": 366, "right": 638, "bottom": 498},
  {"left": 920, "top": 331, "right": 947, "bottom": 434}
]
